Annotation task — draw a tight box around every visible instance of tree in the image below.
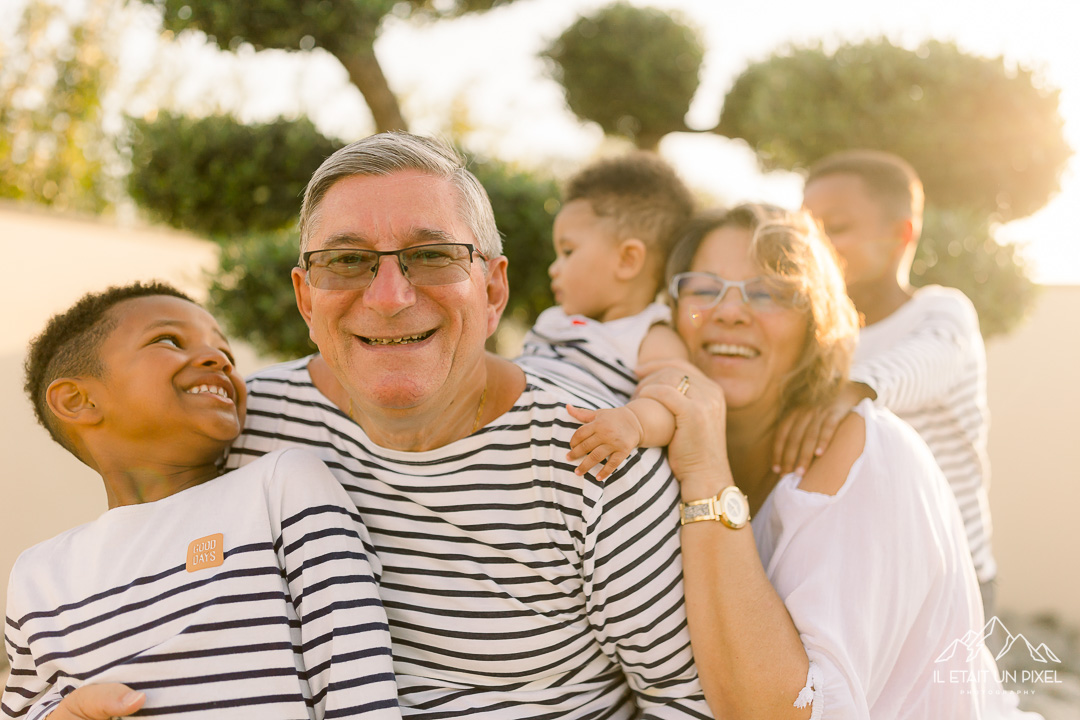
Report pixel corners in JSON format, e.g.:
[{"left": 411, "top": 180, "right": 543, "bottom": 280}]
[
  {"left": 138, "top": 115, "right": 559, "bottom": 358},
  {"left": 142, "top": 0, "right": 523, "bottom": 134},
  {"left": 543, "top": 2, "right": 703, "bottom": 150},
  {"left": 544, "top": 9, "right": 1071, "bottom": 337},
  {"left": 719, "top": 39, "right": 1070, "bottom": 222},
  {"left": 0, "top": 0, "right": 119, "bottom": 212},
  {"left": 715, "top": 38, "right": 1070, "bottom": 337},
  {"left": 126, "top": 112, "right": 340, "bottom": 237}
]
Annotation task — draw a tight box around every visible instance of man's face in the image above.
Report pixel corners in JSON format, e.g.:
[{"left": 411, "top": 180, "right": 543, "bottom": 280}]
[
  {"left": 802, "top": 172, "right": 903, "bottom": 290},
  {"left": 293, "top": 170, "right": 508, "bottom": 412}
]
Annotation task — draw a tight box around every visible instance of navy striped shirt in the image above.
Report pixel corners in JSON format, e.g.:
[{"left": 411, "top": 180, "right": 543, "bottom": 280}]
[{"left": 226, "top": 358, "right": 711, "bottom": 719}]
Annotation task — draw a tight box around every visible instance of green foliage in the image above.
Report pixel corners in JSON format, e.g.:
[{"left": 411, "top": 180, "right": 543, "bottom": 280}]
[
  {"left": 148, "top": 0, "right": 394, "bottom": 51},
  {"left": 126, "top": 112, "right": 341, "bottom": 238},
  {"left": 913, "top": 207, "right": 1038, "bottom": 339},
  {"left": 543, "top": 2, "right": 703, "bottom": 149},
  {"left": 0, "top": 0, "right": 116, "bottom": 212},
  {"left": 207, "top": 229, "right": 313, "bottom": 359},
  {"left": 402, "top": 0, "right": 519, "bottom": 20},
  {"left": 713, "top": 37, "right": 1069, "bottom": 335},
  {"left": 471, "top": 160, "right": 559, "bottom": 327},
  {"left": 202, "top": 143, "right": 560, "bottom": 359},
  {"left": 719, "top": 39, "right": 1071, "bottom": 221}
]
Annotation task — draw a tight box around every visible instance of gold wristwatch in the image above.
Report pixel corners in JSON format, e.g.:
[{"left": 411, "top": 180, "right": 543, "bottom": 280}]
[{"left": 679, "top": 486, "right": 751, "bottom": 528}]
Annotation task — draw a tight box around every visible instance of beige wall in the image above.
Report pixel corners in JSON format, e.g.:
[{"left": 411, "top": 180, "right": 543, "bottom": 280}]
[
  {"left": 1, "top": 205, "right": 1078, "bottom": 632},
  {"left": 985, "top": 284, "right": 1080, "bottom": 623},
  {"left": 0, "top": 206, "right": 267, "bottom": 623}
]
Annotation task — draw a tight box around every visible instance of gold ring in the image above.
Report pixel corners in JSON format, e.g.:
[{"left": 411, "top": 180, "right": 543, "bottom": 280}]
[{"left": 676, "top": 376, "right": 690, "bottom": 396}]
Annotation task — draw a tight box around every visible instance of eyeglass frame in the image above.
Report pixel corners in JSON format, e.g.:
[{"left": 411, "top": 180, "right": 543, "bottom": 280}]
[
  {"left": 300, "top": 242, "right": 488, "bottom": 290},
  {"left": 668, "top": 271, "right": 797, "bottom": 313}
]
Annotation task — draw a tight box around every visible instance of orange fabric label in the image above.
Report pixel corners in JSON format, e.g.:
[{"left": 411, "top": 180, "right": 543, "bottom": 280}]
[{"left": 186, "top": 533, "right": 225, "bottom": 572}]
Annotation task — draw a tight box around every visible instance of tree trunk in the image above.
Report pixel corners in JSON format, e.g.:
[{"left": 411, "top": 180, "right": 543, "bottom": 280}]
[{"left": 334, "top": 40, "right": 408, "bottom": 133}]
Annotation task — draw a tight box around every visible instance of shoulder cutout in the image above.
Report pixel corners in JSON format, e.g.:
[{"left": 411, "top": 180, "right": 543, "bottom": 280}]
[{"left": 797, "top": 411, "right": 866, "bottom": 496}]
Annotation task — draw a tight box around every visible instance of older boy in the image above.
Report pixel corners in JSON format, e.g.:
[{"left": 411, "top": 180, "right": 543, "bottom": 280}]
[
  {"left": 4, "top": 283, "right": 400, "bottom": 719},
  {"left": 791, "top": 150, "right": 996, "bottom": 612}
]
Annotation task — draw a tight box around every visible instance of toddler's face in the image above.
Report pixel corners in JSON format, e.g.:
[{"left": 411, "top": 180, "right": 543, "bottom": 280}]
[
  {"left": 91, "top": 295, "right": 247, "bottom": 460},
  {"left": 548, "top": 199, "right": 625, "bottom": 321}
]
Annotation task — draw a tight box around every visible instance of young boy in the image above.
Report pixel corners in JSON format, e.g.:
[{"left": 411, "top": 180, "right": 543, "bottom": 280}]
[
  {"left": 795, "top": 150, "right": 997, "bottom": 612},
  {"left": 516, "top": 152, "right": 693, "bottom": 480},
  {"left": 4, "top": 283, "right": 401, "bottom": 720}
]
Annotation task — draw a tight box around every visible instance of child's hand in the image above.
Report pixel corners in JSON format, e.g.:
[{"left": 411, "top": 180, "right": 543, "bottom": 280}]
[
  {"left": 772, "top": 382, "right": 874, "bottom": 476},
  {"left": 566, "top": 405, "right": 644, "bottom": 480},
  {"left": 46, "top": 684, "right": 145, "bottom": 719}
]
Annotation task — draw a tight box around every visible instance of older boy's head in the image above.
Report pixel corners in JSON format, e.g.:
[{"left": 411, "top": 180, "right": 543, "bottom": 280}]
[
  {"left": 802, "top": 150, "right": 924, "bottom": 288},
  {"left": 563, "top": 152, "right": 694, "bottom": 281},
  {"left": 24, "top": 282, "right": 195, "bottom": 456}
]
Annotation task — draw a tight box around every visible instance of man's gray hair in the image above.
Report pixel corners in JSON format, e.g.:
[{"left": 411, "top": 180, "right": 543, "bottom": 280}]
[{"left": 299, "top": 132, "right": 503, "bottom": 259}]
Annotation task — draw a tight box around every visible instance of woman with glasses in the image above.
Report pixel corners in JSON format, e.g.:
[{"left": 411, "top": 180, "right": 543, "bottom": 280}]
[{"left": 629, "top": 204, "right": 1037, "bottom": 719}]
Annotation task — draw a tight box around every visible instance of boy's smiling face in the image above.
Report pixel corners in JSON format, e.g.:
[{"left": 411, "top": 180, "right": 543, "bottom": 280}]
[{"left": 87, "top": 295, "right": 247, "bottom": 464}]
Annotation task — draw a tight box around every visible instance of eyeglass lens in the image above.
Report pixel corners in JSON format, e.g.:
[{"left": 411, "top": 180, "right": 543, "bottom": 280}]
[
  {"left": 671, "top": 272, "right": 790, "bottom": 311},
  {"left": 305, "top": 244, "right": 478, "bottom": 290}
]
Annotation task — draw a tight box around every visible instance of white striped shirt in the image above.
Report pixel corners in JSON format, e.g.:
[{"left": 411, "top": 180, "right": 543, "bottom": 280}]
[
  {"left": 518, "top": 303, "right": 673, "bottom": 403},
  {"left": 226, "top": 357, "right": 712, "bottom": 720},
  {"left": 3, "top": 449, "right": 400, "bottom": 720},
  {"left": 850, "top": 285, "right": 995, "bottom": 582}
]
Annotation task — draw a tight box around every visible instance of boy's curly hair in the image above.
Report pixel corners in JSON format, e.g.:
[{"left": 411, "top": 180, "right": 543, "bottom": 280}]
[{"left": 24, "top": 281, "right": 194, "bottom": 454}]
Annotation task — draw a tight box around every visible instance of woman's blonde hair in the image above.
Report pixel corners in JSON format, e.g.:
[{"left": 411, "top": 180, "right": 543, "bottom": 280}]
[{"left": 666, "top": 203, "right": 859, "bottom": 414}]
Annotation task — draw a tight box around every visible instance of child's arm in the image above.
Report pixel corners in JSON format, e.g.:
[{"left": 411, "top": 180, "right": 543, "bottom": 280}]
[
  {"left": 2, "top": 599, "right": 144, "bottom": 720},
  {"left": 23, "top": 685, "right": 144, "bottom": 720},
  {"left": 268, "top": 450, "right": 402, "bottom": 720},
  {"left": 847, "top": 295, "right": 980, "bottom": 414},
  {"left": 2, "top": 605, "right": 51, "bottom": 720},
  {"left": 566, "top": 398, "right": 676, "bottom": 480},
  {"left": 565, "top": 322, "right": 687, "bottom": 480}
]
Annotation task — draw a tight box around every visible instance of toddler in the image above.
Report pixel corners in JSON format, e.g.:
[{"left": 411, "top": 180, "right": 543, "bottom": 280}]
[{"left": 517, "top": 152, "right": 693, "bottom": 479}]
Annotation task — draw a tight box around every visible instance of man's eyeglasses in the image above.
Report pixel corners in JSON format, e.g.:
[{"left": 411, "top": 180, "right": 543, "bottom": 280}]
[
  {"left": 669, "top": 272, "right": 796, "bottom": 313},
  {"left": 302, "top": 243, "right": 486, "bottom": 291}
]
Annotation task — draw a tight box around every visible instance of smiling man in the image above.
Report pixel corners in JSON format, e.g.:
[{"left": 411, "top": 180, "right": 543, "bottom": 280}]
[{"left": 218, "top": 133, "right": 711, "bottom": 718}]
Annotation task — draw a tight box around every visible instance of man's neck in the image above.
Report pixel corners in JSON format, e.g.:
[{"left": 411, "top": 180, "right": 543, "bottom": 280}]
[{"left": 308, "top": 354, "right": 525, "bottom": 453}]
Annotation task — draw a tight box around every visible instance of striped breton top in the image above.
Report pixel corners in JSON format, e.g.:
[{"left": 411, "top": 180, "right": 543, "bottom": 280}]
[
  {"left": 518, "top": 302, "right": 672, "bottom": 403},
  {"left": 225, "top": 357, "right": 712, "bottom": 720},
  {"left": 2, "top": 448, "right": 400, "bottom": 720},
  {"left": 850, "top": 285, "right": 996, "bottom": 583}
]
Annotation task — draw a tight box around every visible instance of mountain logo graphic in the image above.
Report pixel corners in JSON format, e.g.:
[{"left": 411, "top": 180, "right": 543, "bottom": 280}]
[{"left": 935, "top": 616, "right": 1062, "bottom": 664}]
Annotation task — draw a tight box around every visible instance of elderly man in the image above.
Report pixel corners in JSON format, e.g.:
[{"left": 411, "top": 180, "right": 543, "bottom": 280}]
[{"left": 47, "top": 133, "right": 711, "bottom": 719}]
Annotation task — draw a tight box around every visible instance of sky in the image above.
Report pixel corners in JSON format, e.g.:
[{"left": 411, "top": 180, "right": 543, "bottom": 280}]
[{"left": 7, "top": 0, "right": 1080, "bottom": 283}]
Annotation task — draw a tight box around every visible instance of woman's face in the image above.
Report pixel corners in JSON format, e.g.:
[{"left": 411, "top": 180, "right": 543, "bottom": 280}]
[{"left": 675, "top": 225, "right": 809, "bottom": 416}]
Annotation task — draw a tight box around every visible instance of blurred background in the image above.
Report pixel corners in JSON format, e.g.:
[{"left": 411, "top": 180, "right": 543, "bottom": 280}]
[{"left": 2, "top": 0, "right": 1078, "bottom": 715}]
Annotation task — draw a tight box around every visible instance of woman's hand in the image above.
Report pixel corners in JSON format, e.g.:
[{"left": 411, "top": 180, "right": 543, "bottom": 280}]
[
  {"left": 46, "top": 684, "right": 145, "bottom": 719},
  {"left": 635, "top": 360, "right": 734, "bottom": 499}
]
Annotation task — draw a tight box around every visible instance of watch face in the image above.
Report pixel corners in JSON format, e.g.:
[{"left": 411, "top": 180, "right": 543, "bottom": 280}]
[{"left": 720, "top": 487, "right": 750, "bottom": 527}]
